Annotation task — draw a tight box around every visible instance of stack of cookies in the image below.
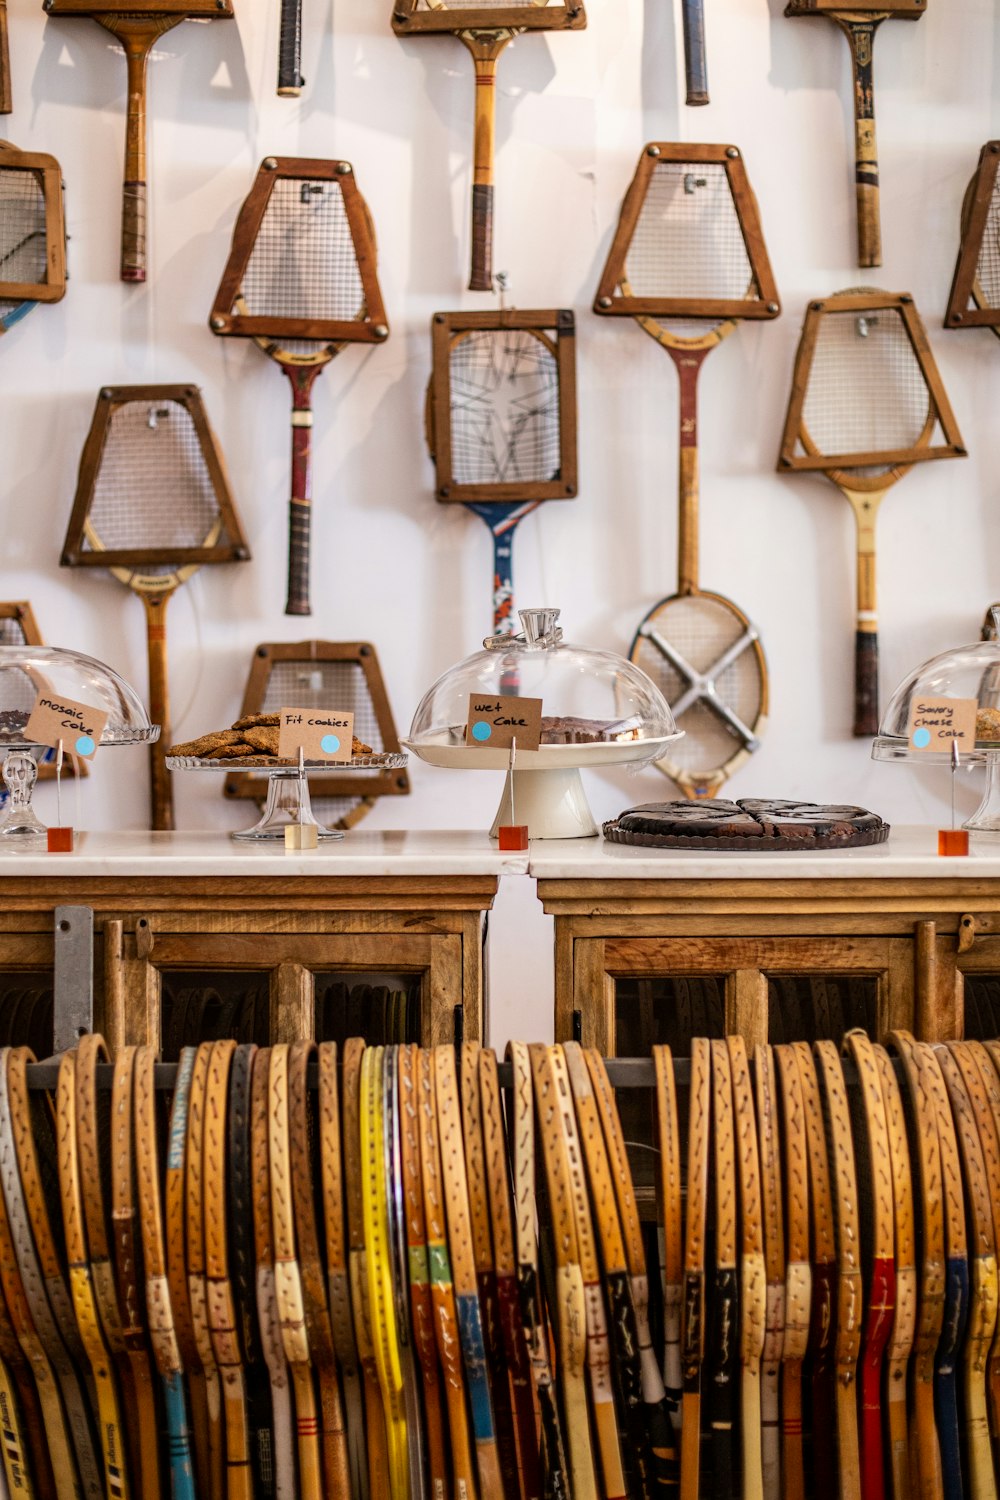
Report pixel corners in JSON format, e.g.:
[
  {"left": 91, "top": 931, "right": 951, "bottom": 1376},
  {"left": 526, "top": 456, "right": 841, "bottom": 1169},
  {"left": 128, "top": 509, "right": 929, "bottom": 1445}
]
[{"left": 168, "top": 713, "right": 373, "bottom": 761}]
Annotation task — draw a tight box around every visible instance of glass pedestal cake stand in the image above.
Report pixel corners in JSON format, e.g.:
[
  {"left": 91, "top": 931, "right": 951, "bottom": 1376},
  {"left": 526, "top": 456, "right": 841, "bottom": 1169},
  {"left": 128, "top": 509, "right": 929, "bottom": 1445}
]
[
  {"left": 401, "top": 736, "right": 682, "bottom": 839},
  {"left": 871, "top": 738, "right": 1000, "bottom": 831},
  {"left": 0, "top": 731, "right": 161, "bottom": 846},
  {"left": 166, "top": 753, "right": 409, "bottom": 841}
]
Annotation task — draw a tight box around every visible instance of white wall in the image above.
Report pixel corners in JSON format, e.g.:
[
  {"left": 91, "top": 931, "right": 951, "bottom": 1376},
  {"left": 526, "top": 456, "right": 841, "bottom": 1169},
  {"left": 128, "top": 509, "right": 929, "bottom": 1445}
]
[{"left": 3, "top": 0, "right": 1000, "bottom": 1050}]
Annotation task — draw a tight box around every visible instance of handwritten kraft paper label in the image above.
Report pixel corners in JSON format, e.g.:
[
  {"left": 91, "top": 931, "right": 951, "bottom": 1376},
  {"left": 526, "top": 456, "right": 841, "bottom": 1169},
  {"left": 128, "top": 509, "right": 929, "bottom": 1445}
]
[
  {"left": 465, "top": 694, "right": 542, "bottom": 752},
  {"left": 906, "top": 696, "right": 978, "bottom": 752},
  {"left": 277, "top": 707, "right": 355, "bottom": 763},
  {"left": 24, "top": 693, "right": 108, "bottom": 761}
]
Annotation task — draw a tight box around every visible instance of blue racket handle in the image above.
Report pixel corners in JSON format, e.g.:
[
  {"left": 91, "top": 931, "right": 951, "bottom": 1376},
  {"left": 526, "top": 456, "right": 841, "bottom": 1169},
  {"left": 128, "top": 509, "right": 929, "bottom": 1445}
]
[
  {"left": 277, "top": 0, "right": 304, "bottom": 96},
  {"left": 681, "top": 0, "right": 709, "bottom": 106}
]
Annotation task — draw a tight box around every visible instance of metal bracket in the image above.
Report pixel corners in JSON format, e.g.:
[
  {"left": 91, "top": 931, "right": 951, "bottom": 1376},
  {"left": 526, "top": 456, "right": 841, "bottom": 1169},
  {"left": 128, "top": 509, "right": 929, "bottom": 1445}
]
[
  {"left": 52, "top": 905, "right": 94, "bottom": 1056},
  {"left": 135, "top": 916, "right": 153, "bottom": 959}
]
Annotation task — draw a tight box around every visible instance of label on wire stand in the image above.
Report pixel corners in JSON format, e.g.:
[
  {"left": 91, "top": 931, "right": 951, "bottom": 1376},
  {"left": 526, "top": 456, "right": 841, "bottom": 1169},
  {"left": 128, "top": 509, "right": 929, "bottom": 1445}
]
[
  {"left": 465, "top": 694, "right": 542, "bottom": 751},
  {"left": 277, "top": 707, "right": 354, "bottom": 762},
  {"left": 25, "top": 692, "right": 107, "bottom": 761},
  {"left": 906, "top": 696, "right": 977, "bottom": 753}
]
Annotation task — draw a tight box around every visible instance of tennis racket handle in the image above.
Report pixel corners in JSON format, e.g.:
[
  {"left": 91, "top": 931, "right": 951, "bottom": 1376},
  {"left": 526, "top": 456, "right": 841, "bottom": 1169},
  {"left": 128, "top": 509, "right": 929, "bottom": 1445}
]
[
  {"left": 277, "top": 0, "right": 304, "bottom": 96},
  {"left": 469, "top": 51, "right": 497, "bottom": 291},
  {"left": 470, "top": 186, "right": 494, "bottom": 292},
  {"left": 143, "top": 593, "right": 174, "bottom": 831},
  {"left": 853, "top": 630, "right": 879, "bottom": 738},
  {"left": 842, "top": 18, "right": 882, "bottom": 268},
  {"left": 681, "top": 0, "right": 709, "bottom": 106},
  {"left": 0, "top": 2, "right": 11, "bottom": 116},
  {"left": 122, "top": 182, "right": 146, "bottom": 283},
  {"left": 286, "top": 497, "right": 311, "bottom": 616},
  {"left": 121, "top": 39, "right": 151, "bottom": 283}
]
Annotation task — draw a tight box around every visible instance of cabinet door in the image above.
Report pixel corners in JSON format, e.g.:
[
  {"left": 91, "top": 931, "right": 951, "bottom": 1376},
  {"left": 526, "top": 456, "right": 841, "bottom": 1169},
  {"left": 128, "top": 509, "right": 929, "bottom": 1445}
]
[
  {"left": 567, "top": 935, "right": 914, "bottom": 1054},
  {"left": 115, "top": 930, "right": 467, "bottom": 1052},
  {"left": 0, "top": 936, "right": 54, "bottom": 1054},
  {"left": 954, "top": 940, "right": 1000, "bottom": 1040}
]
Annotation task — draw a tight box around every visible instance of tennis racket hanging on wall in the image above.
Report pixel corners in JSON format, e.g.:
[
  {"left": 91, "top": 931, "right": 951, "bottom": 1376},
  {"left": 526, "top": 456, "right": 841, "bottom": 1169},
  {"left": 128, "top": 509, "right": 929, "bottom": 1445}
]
[
  {"left": 43, "top": 0, "right": 234, "bottom": 284},
  {"left": 277, "top": 0, "right": 304, "bottom": 95},
  {"left": 209, "top": 156, "right": 389, "bottom": 618},
  {"left": 782, "top": 0, "right": 925, "bottom": 269},
  {"left": 425, "top": 306, "right": 578, "bottom": 634},
  {"left": 60, "top": 385, "right": 250, "bottom": 831},
  {"left": 0, "top": 140, "right": 66, "bottom": 336},
  {"left": 223, "top": 640, "right": 410, "bottom": 830},
  {"left": 594, "top": 143, "right": 779, "bottom": 800},
  {"left": 391, "top": 0, "right": 586, "bottom": 292},
  {"left": 777, "top": 289, "right": 965, "bottom": 737},
  {"left": 945, "top": 141, "right": 1000, "bottom": 338}
]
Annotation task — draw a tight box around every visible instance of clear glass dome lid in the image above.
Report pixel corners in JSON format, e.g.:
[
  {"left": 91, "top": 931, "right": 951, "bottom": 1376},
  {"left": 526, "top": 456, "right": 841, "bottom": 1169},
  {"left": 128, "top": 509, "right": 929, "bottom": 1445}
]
[
  {"left": 408, "top": 608, "right": 680, "bottom": 748},
  {"left": 0, "top": 645, "right": 158, "bottom": 745},
  {"left": 874, "top": 612, "right": 1000, "bottom": 764}
]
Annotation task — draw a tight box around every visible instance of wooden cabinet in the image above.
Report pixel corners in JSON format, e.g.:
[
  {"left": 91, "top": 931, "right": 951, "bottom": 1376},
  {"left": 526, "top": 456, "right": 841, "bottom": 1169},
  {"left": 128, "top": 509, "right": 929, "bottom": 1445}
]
[
  {"left": 532, "top": 829, "right": 1000, "bottom": 1055},
  {"left": 0, "top": 831, "right": 518, "bottom": 1054}
]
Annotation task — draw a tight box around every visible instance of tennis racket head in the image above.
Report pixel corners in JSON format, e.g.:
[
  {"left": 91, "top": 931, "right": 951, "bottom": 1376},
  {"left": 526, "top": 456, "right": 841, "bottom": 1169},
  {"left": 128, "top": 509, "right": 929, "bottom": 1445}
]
[
  {"left": 222, "top": 639, "right": 410, "bottom": 823},
  {"left": 594, "top": 143, "right": 780, "bottom": 322},
  {"left": 391, "top": 0, "right": 585, "bottom": 37},
  {"left": 60, "top": 384, "right": 250, "bottom": 574},
  {"left": 426, "top": 309, "right": 577, "bottom": 504},
  {"left": 946, "top": 141, "right": 1000, "bottom": 333},
  {"left": 210, "top": 158, "right": 388, "bottom": 346},
  {"left": 630, "top": 587, "right": 768, "bottom": 800},
  {"left": 778, "top": 289, "right": 965, "bottom": 479},
  {"left": 0, "top": 141, "right": 65, "bottom": 332}
]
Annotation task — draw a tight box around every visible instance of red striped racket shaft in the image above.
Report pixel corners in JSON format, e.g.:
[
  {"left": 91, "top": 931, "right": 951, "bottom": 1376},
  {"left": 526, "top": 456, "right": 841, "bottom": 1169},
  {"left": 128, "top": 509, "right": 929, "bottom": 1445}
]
[{"left": 281, "top": 362, "right": 325, "bottom": 617}]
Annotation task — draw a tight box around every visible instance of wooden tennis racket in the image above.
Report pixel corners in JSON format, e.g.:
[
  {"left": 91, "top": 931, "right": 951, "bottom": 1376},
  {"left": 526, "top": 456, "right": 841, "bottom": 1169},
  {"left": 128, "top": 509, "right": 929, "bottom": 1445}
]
[
  {"left": 210, "top": 157, "right": 388, "bottom": 616},
  {"left": 277, "top": 0, "right": 304, "bottom": 95},
  {"left": 595, "top": 144, "right": 779, "bottom": 798},
  {"left": 60, "top": 385, "right": 250, "bottom": 829},
  {"left": 783, "top": 0, "right": 924, "bottom": 267},
  {"left": 681, "top": 0, "right": 708, "bottom": 104},
  {"left": 0, "top": 141, "right": 66, "bottom": 336},
  {"left": 391, "top": 0, "right": 585, "bottom": 291},
  {"left": 427, "top": 307, "right": 577, "bottom": 634},
  {"left": 44, "top": 1, "right": 233, "bottom": 283},
  {"left": 778, "top": 287, "right": 965, "bottom": 736}
]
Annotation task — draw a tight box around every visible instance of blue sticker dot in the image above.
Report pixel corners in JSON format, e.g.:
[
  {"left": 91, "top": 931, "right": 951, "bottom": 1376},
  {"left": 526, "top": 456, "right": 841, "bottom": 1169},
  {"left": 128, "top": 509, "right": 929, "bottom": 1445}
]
[
  {"left": 75, "top": 735, "right": 95, "bottom": 757},
  {"left": 320, "top": 734, "right": 341, "bottom": 755},
  {"left": 472, "top": 721, "right": 491, "bottom": 742},
  {"left": 913, "top": 727, "right": 931, "bottom": 749}
]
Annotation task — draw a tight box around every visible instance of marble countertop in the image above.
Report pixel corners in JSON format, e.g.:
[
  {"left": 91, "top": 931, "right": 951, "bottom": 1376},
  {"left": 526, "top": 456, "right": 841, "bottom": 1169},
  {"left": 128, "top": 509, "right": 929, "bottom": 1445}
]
[
  {"left": 2, "top": 825, "right": 999, "bottom": 882},
  {"left": 526, "top": 824, "right": 1000, "bottom": 880},
  {"left": 0, "top": 828, "right": 530, "bottom": 878}
]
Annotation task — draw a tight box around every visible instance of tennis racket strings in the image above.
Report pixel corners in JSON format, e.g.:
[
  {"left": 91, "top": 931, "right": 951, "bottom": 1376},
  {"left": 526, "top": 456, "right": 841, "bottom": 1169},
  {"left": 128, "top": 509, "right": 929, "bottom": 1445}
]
[
  {"left": 798, "top": 304, "right": 934, "bottom": 467},
  {"left": 238, "top": 177, "right": 365, "bottom": 324},
  {"left": 83, "top": 400, "right": 224, "bottom": 558},
  {"left": 448, "top": 328, "right": 562, "bottom": 485},
  {"left": 0, "top": 168, "right": 47, "bottom": 288},
  {"left": 623, "top": 159, "right": 758, "bottom": 304}
]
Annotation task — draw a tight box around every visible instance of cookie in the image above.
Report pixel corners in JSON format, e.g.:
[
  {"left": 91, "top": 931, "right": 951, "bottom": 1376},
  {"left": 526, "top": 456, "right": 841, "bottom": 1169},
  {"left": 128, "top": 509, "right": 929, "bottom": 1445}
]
[
  {"left": 167, "top": 729, "right": 242, "bottom": 757},
  {"left": 977, "top": 707, "right": 1000, "bottom": 742},
  {"left": 232, "top": 713, "right": 280, "bottom": 731},
  {"left": 243, "top": 726, "right": 280, "bottom": 755},
  {"left": 201, "top": 743, "right": 259, "bottom": 760}
]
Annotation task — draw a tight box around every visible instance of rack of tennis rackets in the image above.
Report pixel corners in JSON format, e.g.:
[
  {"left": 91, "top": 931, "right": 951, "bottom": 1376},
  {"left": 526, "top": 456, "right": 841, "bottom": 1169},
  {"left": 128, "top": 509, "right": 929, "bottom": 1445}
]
[{"left": 0, "top": 1031, "right": 993, "bottom": 1500}]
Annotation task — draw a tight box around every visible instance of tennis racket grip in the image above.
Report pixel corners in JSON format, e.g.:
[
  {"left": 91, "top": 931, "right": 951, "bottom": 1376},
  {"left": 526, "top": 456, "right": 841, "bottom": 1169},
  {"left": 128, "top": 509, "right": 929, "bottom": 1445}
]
[
  {"left": 121, "top": 38, "right": 151, "bottom": 282},
  {"left": 286, "top": 497, "right": 311, "bottom": 617},
  {"left": 277, "top": 0, "right": 304, "bottom": 97},
  {"left": 284, "top": 364, "right": 322, "bottom": 616},
  {"left": 681, "top": 0, "right": 709, "bottom": 106},
  {"left": 841, "top": 19, "right": 882, "bottom": 268},
  {"left": 854, "top": 631, "right": 878, "bottom": 739},
  {"left": 468, "top": 50, "right": 498, "bottom": 292},
  {"left": 0, "top": 2, "right": 11, "bottom": 115}
]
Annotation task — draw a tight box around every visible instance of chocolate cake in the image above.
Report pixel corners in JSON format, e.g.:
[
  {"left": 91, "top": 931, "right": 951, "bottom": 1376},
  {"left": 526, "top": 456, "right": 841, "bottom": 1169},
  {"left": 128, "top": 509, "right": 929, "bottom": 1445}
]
[{"left": 604, "top": 799, "right": 889, "bottom": 850}]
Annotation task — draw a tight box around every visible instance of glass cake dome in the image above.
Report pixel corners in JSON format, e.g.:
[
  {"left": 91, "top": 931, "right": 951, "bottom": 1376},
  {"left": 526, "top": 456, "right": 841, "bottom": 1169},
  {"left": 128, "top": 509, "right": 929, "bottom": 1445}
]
[
  {"left": 0, "top": 644, "right": 158, "bottom": 845},
  {"left": 872, "top": 620, "right": 1000, "bottom": 832},
  {"left": 405, "top": 608, "right": 681, "bottom": 839}
]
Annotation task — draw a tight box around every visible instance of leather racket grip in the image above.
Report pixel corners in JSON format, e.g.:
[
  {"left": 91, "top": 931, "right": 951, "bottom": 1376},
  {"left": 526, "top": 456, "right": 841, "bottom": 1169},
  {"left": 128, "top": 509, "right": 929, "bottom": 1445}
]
[
  {"left": 853, "top": 629, "right": 879, "bottom": 739},
  {"left": 681, "top": 0, "right": 708, "bottom": 105},
  {"left": 277, "top": 0, "right": 304, "bottom": 96},
  {"left": 122, "top": 182, "right": 146, "bottom": 283},
  {"left": 470, "top": 184, "right": 493, "bottom": 292},
  {"left": 286, "top": 495, "right": 311, "bottom": 617}
]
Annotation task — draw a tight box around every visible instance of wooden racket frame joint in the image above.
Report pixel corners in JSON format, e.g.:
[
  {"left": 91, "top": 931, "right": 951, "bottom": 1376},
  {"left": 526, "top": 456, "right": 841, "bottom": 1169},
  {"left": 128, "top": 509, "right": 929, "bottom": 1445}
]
[
  {"left": 783, "top": 0, "right": 923, "bottom": 14},
  {"left": 428, "top": 307, "right": 578, "bottom": 504},
  {"left": 209, "top": 157, "right": 389, "bottom": 344},
  {"left": 593, "top": 142, "right": 781, "bottom": 322}
]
